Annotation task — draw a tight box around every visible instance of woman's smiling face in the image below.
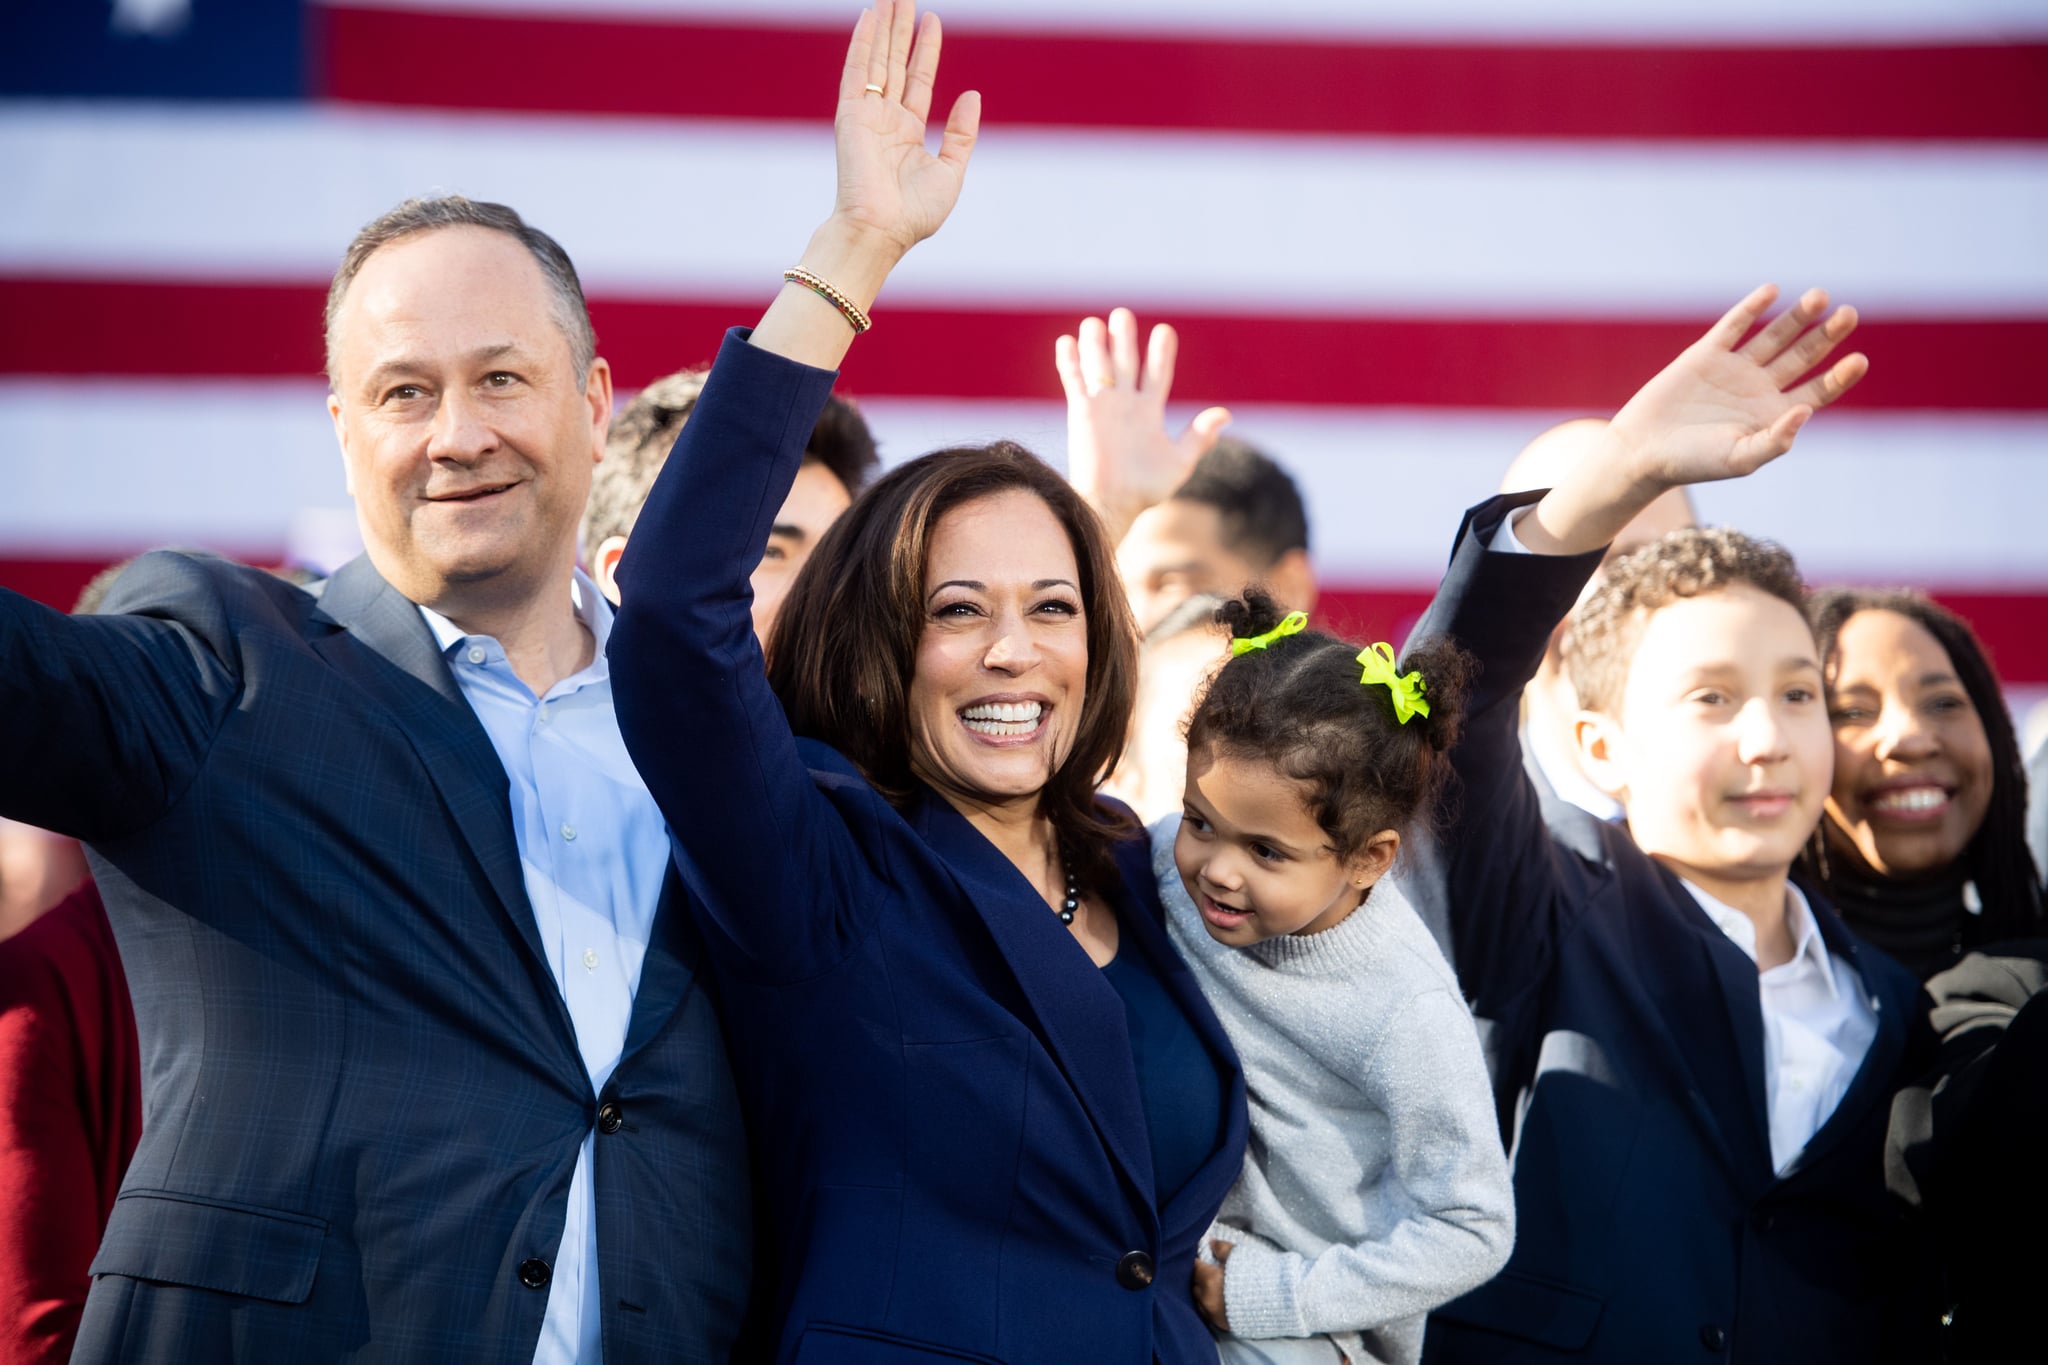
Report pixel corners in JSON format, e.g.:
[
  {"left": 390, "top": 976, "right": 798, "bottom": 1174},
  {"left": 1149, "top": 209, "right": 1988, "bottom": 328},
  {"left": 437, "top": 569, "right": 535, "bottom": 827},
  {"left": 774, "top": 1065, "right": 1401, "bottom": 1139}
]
[
  {"left": 906, "top": 489, "right": 1090, "bottom": 814},
  {"left": 1824, "top": 608, "right": 1994, "bottom": 879}
]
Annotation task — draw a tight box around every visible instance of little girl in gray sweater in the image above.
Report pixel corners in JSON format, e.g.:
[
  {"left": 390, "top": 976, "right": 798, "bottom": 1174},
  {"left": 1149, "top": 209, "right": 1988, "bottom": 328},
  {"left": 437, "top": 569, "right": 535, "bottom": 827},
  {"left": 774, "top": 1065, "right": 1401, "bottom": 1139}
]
[{"left": 1156, "top": 596, "right": 1513, "bottom": 1365}]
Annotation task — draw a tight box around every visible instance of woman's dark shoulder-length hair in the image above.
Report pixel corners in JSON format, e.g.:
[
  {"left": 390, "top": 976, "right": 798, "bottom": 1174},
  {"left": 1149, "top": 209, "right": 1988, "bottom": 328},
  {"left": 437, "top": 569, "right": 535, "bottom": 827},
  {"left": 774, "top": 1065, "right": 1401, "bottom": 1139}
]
[
  {"left": 1804, "top": 586, "right": 2044, "bottom": 933},
  {"left": 764, "top": 440, "right": 1141, "bottom": 891}
]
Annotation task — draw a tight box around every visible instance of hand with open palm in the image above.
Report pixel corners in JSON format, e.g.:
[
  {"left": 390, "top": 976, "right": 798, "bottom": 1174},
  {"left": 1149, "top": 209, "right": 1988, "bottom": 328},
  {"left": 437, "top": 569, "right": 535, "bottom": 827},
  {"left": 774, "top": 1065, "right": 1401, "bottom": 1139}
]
[
  {"left": 753, "top": 2, "right": 980, "bottom": 369},
  {"left": 1520, "top": 285, "right": 1869, "bottom": 555}
]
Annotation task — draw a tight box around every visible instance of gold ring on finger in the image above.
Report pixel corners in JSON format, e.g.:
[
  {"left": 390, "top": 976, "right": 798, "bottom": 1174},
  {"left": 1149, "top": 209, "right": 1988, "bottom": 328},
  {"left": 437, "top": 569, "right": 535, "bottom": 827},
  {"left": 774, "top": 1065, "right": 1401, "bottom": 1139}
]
[{"left": 864, "top": 83, "right": 886, "bottom": 96}]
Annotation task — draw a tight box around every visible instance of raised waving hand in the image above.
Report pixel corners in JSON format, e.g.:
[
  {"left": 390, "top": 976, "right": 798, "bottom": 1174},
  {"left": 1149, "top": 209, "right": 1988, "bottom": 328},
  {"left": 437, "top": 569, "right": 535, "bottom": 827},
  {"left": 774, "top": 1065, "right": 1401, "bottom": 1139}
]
[
  {"left": 753, "top": 1, "right": 981, "bottom": 369},
  {"left": 1519, "top": 285, "right": 1868, "bottom": 556},
  {"left": 1057, "top": 307, "right": 1233, "bottom": 546}
]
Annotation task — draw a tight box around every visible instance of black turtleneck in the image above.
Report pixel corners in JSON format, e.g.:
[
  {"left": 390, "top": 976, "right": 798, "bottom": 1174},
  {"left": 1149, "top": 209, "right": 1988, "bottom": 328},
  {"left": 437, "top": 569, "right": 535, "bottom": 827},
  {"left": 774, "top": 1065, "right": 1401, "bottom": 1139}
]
[{"left": 1829, "top": 859, "right": 1975, "bottom": 982}]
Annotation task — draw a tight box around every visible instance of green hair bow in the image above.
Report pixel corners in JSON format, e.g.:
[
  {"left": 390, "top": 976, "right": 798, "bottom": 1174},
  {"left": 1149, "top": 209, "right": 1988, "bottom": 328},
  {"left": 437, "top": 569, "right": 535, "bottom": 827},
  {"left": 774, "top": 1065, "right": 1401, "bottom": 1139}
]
[
  {"left": 1230, "top": 610, "right": 1309, "bottom": 656},
  {"left": 1356, "top": 642, "right": 1430, "bottom": 724}
]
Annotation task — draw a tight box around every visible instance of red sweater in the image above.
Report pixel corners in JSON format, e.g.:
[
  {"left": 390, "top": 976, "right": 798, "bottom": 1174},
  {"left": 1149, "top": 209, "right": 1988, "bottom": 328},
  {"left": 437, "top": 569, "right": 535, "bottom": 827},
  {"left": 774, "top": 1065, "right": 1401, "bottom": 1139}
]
[{"left": 0, "top": 883, "right": 141, "bottom": 1365}]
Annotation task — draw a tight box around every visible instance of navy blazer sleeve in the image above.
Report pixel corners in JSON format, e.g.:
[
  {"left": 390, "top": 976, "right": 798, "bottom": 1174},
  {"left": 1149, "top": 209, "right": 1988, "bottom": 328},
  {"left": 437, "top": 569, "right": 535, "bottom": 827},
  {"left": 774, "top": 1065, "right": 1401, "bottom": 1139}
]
[
  {"left": 609, "top": 330, "right": 882, "bottom": 981},
  {"left": 1404, "top": 494, "right": 1609, "bottom": 1020},
  {"left": 0, "top": 555, "right": 243, "bottom": 842}
]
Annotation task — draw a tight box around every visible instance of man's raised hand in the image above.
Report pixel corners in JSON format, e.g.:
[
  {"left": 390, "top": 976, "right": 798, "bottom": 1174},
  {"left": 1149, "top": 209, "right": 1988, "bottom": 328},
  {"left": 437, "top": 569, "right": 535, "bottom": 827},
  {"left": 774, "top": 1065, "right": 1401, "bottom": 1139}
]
[{"left": 1057, "top": 308, "right": 1232, "bottom": 547}]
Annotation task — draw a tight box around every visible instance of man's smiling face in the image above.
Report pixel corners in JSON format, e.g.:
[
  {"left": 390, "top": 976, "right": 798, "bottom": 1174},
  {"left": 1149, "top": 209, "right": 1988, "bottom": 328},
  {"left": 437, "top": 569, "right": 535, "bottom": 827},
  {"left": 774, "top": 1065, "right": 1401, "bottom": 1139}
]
[{"left": 326, "top": 225, "right": 609, "bottom": 611}]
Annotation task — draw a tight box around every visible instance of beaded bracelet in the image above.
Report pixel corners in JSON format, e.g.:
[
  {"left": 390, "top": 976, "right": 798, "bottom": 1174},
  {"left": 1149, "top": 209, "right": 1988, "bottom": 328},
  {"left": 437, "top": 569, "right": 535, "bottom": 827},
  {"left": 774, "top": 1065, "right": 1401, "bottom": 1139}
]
[{"left": 782, "top": 267, "right": 873, "bottom": 335}]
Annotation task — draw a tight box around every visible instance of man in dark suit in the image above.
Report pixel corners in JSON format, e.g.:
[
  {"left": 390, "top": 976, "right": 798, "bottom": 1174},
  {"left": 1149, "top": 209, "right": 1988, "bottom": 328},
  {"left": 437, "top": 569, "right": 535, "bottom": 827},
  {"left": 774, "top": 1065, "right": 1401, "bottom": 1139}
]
[
  {"left": 0, "top": 196, "right": 749, "bottom": 1362},
  {"left": 1411, "top": 287, "right": 1936, "bottom": 1363}
]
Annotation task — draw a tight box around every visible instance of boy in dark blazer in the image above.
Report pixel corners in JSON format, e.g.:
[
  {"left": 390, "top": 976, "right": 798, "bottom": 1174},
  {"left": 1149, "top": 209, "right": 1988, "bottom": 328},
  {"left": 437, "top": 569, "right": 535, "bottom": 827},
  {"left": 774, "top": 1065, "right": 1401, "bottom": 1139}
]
[{"left": 1413, "top": 286, "right": 1934, "bottom": 1363}]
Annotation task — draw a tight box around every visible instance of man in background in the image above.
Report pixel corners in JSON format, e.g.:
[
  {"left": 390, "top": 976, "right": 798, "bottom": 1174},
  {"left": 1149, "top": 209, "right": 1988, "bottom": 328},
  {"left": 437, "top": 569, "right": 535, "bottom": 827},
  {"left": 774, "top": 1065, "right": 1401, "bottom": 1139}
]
[{"left": 581, "top": 366, "right": 878, "bottom": 639}]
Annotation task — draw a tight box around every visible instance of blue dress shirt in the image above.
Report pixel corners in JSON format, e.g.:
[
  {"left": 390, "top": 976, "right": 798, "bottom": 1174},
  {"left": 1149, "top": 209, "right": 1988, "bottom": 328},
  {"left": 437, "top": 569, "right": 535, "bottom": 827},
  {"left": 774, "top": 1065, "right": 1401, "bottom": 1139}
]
[{"left": 419, "top": 571, "right": 669, "bottom": 1365}]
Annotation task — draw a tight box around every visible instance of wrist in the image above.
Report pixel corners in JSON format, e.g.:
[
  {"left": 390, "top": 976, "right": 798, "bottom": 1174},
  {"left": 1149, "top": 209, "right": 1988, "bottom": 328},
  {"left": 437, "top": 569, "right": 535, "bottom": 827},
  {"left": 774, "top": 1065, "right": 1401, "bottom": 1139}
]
[{"left": 796, "top": 217, "right": 906, "bottom": 313}]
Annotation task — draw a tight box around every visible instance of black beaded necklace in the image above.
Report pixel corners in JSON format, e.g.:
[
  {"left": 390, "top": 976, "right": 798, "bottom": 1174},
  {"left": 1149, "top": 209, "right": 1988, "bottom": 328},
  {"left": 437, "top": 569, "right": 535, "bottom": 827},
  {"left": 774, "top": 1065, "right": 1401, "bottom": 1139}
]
[{"left": 1058, "top": 860, "right": 1081, "bottom": 925}]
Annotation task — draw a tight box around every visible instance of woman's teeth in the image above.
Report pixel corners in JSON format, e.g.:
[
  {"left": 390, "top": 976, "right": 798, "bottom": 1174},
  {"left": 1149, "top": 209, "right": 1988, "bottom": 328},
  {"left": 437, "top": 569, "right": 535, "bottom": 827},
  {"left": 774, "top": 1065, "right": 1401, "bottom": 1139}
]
[
  {"left": 1872, "top": 787, "right": 1949, "bottom": 814},
  {"left": 962, "top": 701, "right": 1043, "bottom": 736}
]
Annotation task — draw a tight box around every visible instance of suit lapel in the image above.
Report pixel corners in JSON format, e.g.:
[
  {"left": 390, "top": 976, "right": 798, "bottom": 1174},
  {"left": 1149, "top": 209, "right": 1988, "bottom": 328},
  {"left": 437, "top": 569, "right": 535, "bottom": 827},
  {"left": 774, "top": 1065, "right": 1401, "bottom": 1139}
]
[
  {"left": 619, "top": 865, "right": 701, "bottom": 1067},
  {"left": 913, "top": 791, "right": 1158, "bottom": 1224},
  {"left": 1633, "top": 867, "right": 1778, "bottom": 1192},
  {"left": 1788, "top": 906, "right": 1913, "bottom": 1174},
  {"left": 310, "top": 557, "right": 552, "bottom": 977},
  {"left": 1109, "top": 833, "right": 1248, "bottom": 1240}
]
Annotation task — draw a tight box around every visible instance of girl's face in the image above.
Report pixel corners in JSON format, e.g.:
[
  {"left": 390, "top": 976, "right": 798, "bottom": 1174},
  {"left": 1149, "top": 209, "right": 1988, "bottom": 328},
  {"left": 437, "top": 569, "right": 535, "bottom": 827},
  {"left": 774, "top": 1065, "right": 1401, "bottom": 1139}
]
[
  {"left": 1824, "top": 609, "right": 1994, "bottom": 880},
  {"left": 1174, "top": 745, "right": 1393, "bottom": 946}
]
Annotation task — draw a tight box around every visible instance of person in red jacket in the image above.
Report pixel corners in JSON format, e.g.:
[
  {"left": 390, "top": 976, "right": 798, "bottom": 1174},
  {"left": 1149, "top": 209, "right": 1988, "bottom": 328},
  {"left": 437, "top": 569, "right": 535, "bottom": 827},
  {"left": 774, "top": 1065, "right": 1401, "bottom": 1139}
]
[{"left": 0, "top": 881, "right": 141, "bottom": 1365}]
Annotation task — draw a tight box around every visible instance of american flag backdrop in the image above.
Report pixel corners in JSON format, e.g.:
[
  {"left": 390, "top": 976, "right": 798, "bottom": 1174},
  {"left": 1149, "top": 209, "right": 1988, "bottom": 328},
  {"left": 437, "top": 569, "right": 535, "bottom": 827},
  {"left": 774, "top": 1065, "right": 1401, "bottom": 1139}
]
[{"left": 4, "top": 1, "right": 2046, "bottom": 694}]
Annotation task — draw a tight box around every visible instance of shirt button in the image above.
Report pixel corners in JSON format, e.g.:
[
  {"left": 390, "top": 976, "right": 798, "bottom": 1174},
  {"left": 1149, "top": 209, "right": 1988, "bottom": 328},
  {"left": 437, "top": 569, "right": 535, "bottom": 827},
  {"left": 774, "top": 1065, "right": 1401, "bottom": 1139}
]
[
  {"left": 583, "top": 948, "right": 599, "bottom": 971},
  {"left": 1699, "top": 1323, "right": 1727, "bottom": 1352},
  {"left": 517, "top": 1257, "right": 552, "bottom": 1289},
  {"left": 560, "top": 823, "right": 576, "bottom": 842},
  {"left": 466, "top": 646, "right": 486, "bottom": 664}
]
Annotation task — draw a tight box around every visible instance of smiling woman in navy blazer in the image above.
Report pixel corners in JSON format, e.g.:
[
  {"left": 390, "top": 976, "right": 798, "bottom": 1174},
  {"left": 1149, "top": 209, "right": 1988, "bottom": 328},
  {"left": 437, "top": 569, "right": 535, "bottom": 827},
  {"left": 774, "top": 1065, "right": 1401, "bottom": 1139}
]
[{"left": 607, "top": 6, "right": 1246, "bottom": 1362}]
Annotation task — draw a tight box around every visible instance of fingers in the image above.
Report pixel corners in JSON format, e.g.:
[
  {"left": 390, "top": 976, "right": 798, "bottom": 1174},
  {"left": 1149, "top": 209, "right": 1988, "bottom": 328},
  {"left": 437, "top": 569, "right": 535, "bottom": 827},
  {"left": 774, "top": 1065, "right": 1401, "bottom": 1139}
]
[
  {"left": 1179, "top": 406, "right": 1233, "bottom": 457},
  {"left": 1765, "top": 304, "right": 1858, "bottom": 386},
  {"left": 1730, "top": 405, "right": 1812, "bottom": 474},
  {"left": 1739, "top": 286, "right": 1828, "bottom": 364},
  {"left": 1076, "top": 315, "right": 1113, "bottom": 392},
  {"left": 1053, "top": 333, "right": 1085, "bottom": 401},
  {"left": 839, "top": 6, "right": 878, "bottom": 104},
  {"left": 1703, "top": 283, "right": 1781, "bottom": 351},
  {"left": 863, "top": 2, "right": 894, "bottom": 96},
  {"left": 1109, "top": 308, "right": 1142, "bottom": 389},
  {"left": 1786, "top": 350, "right": 1869, "bottom": 410},
  {"left": 1143, "top": 322, "right": 1178, "bottom": 399},
  {"left": 901, "top": 11, "right": 941, "bottom": 124},
  {"left": 937, "top": 89, "right": 981, "bottom": 175}
]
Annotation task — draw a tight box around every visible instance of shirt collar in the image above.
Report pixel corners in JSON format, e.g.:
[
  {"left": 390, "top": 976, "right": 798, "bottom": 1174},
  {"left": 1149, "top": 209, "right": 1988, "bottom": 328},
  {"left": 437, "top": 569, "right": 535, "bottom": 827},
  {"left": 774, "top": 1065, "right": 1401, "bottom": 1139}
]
[
  {"left": 416, "top": 569, "right": 614, "bottom": 667},
  {"left": 1682, "top": 877, "right": 1838, "bottom": 991}
]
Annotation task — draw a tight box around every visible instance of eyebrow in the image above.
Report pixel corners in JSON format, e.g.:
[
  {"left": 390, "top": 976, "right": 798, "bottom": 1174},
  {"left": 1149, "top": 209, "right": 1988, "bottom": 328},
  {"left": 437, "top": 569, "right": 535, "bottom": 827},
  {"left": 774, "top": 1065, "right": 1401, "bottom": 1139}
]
[
  {"left": 769, "top": 523, "right": 806, "bottom": 541},
  {"left": 926, "top": 577, "right": 1078, "bottom": 601}
]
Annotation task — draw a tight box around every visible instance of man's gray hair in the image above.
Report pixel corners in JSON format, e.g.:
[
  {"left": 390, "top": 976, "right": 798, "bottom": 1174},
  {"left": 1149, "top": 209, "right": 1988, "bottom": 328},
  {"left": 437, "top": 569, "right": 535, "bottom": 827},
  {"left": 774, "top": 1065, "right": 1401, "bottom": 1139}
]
[{"left": 323, "top": 195, "right": 597, "bottom": 388}]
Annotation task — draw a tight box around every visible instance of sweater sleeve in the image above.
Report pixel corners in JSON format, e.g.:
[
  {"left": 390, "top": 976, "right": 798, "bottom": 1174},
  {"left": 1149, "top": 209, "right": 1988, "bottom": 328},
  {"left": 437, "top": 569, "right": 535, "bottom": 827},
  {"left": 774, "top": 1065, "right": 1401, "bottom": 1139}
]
[{"left": 1221, "top": 985, "right": 1516, "bottom": 1339}]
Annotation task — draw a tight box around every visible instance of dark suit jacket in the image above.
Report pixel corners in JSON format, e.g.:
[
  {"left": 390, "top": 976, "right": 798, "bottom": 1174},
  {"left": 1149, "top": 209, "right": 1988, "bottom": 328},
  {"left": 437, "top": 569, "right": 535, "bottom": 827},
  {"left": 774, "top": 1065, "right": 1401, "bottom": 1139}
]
[
  {"left": 0, "top": 552, "right": 749, "bottom": 1362},
  {"left": 1409, "top": 494, "right": 1934, "bottom": 1364},
  {"left": 609, "top": 330, "right": 1250, "bottom": 1364}
]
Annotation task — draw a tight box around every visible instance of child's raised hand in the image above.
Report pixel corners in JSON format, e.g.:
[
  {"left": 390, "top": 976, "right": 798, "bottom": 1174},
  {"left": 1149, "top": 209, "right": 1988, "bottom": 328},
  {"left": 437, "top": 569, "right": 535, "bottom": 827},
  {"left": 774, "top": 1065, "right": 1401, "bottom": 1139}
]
[
  {"left": 1515, "top": 285, "right": 1867, "bottom": 557},
  {"left": 1190, "top": 1239, "right": 1234, "bottom": 1332},
  {"left": 1609, "top": 284, "right": 1867, "bottom": 489}
]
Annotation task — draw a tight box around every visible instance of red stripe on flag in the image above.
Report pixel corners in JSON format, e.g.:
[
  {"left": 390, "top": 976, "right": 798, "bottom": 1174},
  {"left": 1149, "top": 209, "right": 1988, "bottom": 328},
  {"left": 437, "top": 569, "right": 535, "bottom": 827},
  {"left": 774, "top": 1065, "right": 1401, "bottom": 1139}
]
[
  {"left": 315, "top": 6, "right": 2048, "bottom": 142},
  {"left": 6, "top": 275, "right": 2044, "bottom": 412}
]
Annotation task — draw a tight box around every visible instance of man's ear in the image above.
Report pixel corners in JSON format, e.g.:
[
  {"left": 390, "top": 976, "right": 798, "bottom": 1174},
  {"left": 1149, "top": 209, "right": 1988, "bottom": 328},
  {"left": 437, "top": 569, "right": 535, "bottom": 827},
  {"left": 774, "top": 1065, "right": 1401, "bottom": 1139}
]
[
  {"left": 1575, "top": 710, "right": 1629, "bottom": 803},
  {"left": 328, "top": 392, "right": 356, "bottom": 496},
  {"left": 1350, "top": 828, "right": 1402, "bottom": 891},
  {"left": 593, "top": 535, "right": 629, "bottom": 605},
  {"left": 585, "top": 356, "right": 614, "bottom": 463},
  {"left": 1266, "top": 549, "right": 1318, "bottom": 617}
]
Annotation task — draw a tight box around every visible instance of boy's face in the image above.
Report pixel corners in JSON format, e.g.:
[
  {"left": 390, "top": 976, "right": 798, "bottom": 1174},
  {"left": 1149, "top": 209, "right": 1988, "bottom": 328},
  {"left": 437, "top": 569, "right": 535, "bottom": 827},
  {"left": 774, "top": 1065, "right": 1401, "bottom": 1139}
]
[{"left": 1580, "top": 585, "right": 1832, "bottom": 900}]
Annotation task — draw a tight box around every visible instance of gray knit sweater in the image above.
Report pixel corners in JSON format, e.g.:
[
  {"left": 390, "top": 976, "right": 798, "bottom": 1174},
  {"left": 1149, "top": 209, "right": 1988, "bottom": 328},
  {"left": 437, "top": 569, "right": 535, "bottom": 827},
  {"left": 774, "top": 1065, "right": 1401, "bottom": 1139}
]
[{"left": 1150, "top": 817, "right": 1513, "bottom": 1365}]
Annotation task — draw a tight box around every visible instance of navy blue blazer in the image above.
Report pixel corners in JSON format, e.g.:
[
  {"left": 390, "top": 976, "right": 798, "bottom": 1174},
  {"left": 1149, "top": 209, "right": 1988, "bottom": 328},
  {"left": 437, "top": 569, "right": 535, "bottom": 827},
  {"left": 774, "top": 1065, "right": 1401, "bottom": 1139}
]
[
  {"left": 0, "top": 554, "right": 750, "bottom": 1362},
  {"left": 1409, "top": 495, "right": 1935, "bottom": 1364},
  {"left": 609, "top": 331, "right": 1249, "bottom": 1364}
]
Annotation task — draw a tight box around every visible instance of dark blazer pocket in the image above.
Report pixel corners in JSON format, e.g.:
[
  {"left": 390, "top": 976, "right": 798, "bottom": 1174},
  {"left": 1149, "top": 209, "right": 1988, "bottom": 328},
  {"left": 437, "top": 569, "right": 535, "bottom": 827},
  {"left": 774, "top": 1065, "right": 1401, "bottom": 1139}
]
[
  {"left": 794, "top": 1324, "right": 1005, "bottom": 1364},
  {"left": 90, "top": 1189, "right": 327, "bottom": 1304},
  {"left": 1430, "top": 1270, "right": 1605, "bottom": 1351}
]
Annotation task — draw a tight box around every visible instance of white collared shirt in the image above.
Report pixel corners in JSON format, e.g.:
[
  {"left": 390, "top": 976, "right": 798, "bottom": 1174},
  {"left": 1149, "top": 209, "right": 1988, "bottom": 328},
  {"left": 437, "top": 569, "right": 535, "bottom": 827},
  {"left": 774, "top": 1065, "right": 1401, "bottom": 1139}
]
[
  {"left": 419, "top": 571, "right": 668, "bottom": 1365},
  {"left": 1682, "top": 880, "right": 1880, "bottom": 1175}
]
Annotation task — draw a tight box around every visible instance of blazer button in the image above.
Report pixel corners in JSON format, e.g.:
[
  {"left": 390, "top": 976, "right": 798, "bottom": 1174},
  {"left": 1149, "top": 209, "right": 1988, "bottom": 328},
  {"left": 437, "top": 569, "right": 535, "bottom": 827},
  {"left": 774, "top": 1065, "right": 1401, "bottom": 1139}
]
[
  {"left": 1699, "top": 1324, "right": 1727, "bottom": 1352},
  {"left": 597, "top": 1101, "right": 624, "bottom": 1135},
  {"left": 518, "top": 1257, "right": 552, "bottom": 1290},
  {"left": 1115, "top": 1250, "right": 1155, "bottom": 1290}
]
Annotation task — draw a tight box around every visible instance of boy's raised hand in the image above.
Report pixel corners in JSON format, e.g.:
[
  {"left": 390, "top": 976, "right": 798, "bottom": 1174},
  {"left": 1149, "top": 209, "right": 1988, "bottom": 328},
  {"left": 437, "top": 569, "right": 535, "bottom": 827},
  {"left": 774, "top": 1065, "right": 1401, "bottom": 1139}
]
[
  {"left": 1518, "top": 285, "right": 1867, "bottom": 556},
  {"left": 1611, "top": 284, "right": 1866, "bottom": 487}
]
